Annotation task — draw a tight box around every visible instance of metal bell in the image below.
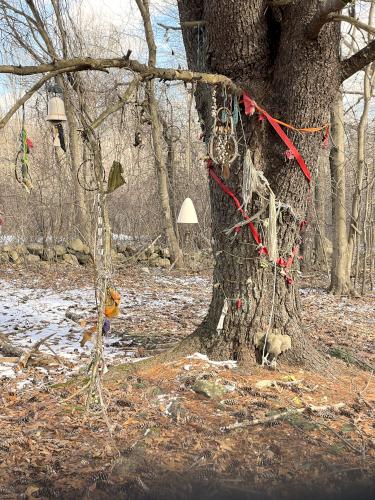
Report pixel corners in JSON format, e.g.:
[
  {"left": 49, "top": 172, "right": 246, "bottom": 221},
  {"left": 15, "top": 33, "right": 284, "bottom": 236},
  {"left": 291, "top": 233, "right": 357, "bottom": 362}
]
[
  {"left": 177, "top": 198, "right": 198, "bottom": 224},
  {"left": 46, "top": 96, "right": 67, "bottom": 122}
]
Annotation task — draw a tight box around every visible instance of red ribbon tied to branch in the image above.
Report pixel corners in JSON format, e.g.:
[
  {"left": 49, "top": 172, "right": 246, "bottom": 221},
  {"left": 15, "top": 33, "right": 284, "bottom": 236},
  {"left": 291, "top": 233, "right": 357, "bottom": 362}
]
[{"left": 243, "top": 92, "right": 312, "bottom": 183}]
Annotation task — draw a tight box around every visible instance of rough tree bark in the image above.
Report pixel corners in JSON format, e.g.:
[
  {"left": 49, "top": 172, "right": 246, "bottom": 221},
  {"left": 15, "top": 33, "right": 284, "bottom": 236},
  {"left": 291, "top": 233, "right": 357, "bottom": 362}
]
[{"left": 176, "top": 0, "right": 344, "bottom": 366}]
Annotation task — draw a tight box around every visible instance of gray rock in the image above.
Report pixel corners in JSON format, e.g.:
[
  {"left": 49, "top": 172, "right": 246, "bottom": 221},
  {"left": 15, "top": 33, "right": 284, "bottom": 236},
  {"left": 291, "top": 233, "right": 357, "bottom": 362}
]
[
  {"left": 25, "top": 254, "right": 40, "bottom": 263},
  {"left": 68, "top": 238, "right": 84, "bottom": 253},
  {"left": 159, "top": 247, "right": 170, "bottom": 259},
  {"left": 2, "top": 244, "right": 13, "bottom": 253},
  {"left": 14, "top": 244, "right": 28, "bottom": 255},
  {"left": 63, "top": 253, "right": 79, "bottom": 265},
  {"left": 125, "top": 245, "right": 136, "bottom": 256},
  {"left": 148, "top": 252, "right": 159, "bottom": 261},
  {"left": 27, "top": 243, "right": 44, "bottom": 256},
  {"left": 116, "top": 243, "right": 127, "bottom": 254},
  {"left": 192, "top": 380, "right": 230, "bottom": 399},
  {"left": 150, "top": 257, "right": 170, "bottom": 268},
  {"left": 76, "top": 252, "right": 91, "bottom": 265},
  {"left": 53, "top": 245, "right": 66, "bottom": 257},
  {"left": 0, "top": 252, "right": 9, "bottom": 263},
  {"left": 115, "top": 252, "right": 126, "bottom": 263},
  {"left": 42, "top": 248, "right": 55, "bottom": 261},
  {"left": 9, "top": 251, "right": 19, "bottom": 262},
  {"left": 145, "top": 245, "right": 155, "bottom": 258},
  {"left": 137, "top": 252, "right": 148, "bottom": 262}
]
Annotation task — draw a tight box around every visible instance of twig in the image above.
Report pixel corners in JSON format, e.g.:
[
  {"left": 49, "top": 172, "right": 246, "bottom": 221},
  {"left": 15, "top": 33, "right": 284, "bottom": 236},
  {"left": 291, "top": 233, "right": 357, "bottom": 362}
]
[
  {"left": 17, "top": 332, "right": 57, "bottom": 370},
  {"left": 44, "top": 341, "right": 70, "bottom": 367},
  {"left": 61, "top": 381, "right": 91, "bottom": 402},
  {"left": 123, "top": 234, "right": 161, "bottom": 265},
  {"left": 359, "top": 370, "right": 374, "bottom": 397},
  {"left": 318, "top": 420, "right": 365, "bottom": 455},
  {"left": 221, "top": 402, "right": 345, "bottom": 431}
]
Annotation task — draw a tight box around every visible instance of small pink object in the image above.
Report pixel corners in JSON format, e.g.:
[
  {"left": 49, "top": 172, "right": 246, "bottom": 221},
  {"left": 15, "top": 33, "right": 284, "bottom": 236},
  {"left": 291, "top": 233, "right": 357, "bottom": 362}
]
[
  {"left": 258, "top": 114, "right": 265, "bottom": 122},
  {"left": 26, "top": 138, "right": 33, "bottom": 149},
  {"left": 284, "top": 149, "right": 295, "bottom": 160}
]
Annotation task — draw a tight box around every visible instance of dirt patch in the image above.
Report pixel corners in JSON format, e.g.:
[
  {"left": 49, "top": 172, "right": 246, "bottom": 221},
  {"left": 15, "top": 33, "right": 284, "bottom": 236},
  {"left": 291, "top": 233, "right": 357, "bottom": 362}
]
[{"left": 0, "top": 264, "right": 374, "bottom": 499}]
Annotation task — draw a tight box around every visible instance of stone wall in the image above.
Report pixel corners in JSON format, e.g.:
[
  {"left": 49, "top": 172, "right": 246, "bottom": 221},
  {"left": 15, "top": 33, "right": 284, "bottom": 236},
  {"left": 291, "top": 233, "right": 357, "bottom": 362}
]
[{"left": 0, "top": 238, "right": 172, "bottom": 268}]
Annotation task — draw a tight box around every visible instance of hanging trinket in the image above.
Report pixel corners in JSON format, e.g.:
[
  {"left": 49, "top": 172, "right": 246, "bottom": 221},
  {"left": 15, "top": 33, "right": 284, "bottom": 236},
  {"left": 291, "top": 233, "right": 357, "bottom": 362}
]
[
  {"left": 15, "top": 127, "right": 34, "bottom": 193},
  {"left": 208, "top": 87, "right": 238, "bottom": 179}
]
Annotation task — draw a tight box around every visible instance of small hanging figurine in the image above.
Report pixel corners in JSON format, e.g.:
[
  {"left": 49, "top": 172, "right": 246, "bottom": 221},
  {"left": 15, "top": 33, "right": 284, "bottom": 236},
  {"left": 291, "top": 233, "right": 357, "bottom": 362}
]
[
  {"left": 104, "top": 287, "right": 121, "bottom": 318},
  {"left": 79, "top": 287, "right": 121, "bottom": 347},
  {"left": 133, "top": 130, "right": 142, "bottom": 147},
  {"left": 15, "top": 128, "right": 34, "bottom": 193}
]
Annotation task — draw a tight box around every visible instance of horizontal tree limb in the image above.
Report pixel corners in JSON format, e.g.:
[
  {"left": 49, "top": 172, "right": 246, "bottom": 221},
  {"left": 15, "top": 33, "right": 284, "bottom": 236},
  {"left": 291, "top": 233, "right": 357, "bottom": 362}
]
[
  {"left": 0, "top": 57, "right": 239, "bottom": 93},
  {"left": 0, "top": 67, "right": 72, "bottom": 129},
  {"left": 341, "top": 39, "right": 375, "bottom": 81},
  {"left": 221, "top": 402, "right": 345, "bottom": 431},
  {"left": 327, "top": 13, "right": 375, "bottom": 36}
]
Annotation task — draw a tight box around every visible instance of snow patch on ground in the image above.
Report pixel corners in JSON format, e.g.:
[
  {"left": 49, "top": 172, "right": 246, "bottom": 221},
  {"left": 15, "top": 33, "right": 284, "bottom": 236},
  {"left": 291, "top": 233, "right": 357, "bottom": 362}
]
[{"left": 0, "top": 363, "right": 16, "bottom": 380}]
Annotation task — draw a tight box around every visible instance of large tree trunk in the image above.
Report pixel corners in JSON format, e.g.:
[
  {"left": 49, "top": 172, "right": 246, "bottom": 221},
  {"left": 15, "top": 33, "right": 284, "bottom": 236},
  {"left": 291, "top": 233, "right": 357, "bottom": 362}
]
[
  {"left": 177, "top": 0, "right": 341, "bottom": 366},
  {"left": 329, "top": 92, "right": 351, "bottom": 295}
]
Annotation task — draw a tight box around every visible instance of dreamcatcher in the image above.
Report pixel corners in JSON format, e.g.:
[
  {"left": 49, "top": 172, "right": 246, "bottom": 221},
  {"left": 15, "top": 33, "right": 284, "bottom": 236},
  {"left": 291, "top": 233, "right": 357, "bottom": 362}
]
[
  {"left": 208, "top": 87, "right": 238, "bottom": 179},
  {"left": 15, "top": 106, "right": 34, "bottom": 193}
]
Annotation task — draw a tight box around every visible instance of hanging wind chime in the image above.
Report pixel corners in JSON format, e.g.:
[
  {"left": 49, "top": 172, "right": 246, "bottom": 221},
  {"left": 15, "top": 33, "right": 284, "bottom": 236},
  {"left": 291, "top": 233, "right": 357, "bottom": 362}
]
[{"left": 46, "top": 82, "right": 67, "bottom": 151}]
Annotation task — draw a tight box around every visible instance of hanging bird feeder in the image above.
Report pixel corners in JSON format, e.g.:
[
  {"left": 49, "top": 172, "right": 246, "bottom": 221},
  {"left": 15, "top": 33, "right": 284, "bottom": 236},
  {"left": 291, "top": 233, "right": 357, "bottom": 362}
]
[
  {"left": 177, "top": 198, "right": 198, "bottom": 224},
  {"left": 46, "top": 83, "right": 67, "bottom": 122}
]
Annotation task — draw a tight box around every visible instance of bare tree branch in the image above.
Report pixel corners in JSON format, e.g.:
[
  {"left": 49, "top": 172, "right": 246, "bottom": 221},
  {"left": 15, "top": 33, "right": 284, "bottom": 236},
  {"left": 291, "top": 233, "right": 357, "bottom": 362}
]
[
  {"left": 51, "top": 0, "right": 68, "bottom": 58},
  {"left": 326, "top": 13, "right": 375, "bottom": 36},
  {"left": 0, "top": 68, "right": 77, "bottom": 129},
  {"left": 307, "top": 0, "right": 352, "bottom": 39},
  {"left": 90, "top": 77, "right": 140, "bottom": 130},
  {"left": 25, "top": 0, "right": 56, "bottom": 56},
  {"left": 157, "top": 20, "right": 205, "bottom": 31},
  {"left": 341, "top": 39, "right": 375, "bottom": 81},
  {"left": 0, "top": 56, "right": 240, "bottom": 92}
]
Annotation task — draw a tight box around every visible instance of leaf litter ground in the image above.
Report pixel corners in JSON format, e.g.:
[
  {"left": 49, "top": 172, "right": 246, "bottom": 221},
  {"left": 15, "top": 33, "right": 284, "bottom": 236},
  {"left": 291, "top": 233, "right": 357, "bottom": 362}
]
[{"left": 0, "top": 263, "right": 374, "bottom": 499}]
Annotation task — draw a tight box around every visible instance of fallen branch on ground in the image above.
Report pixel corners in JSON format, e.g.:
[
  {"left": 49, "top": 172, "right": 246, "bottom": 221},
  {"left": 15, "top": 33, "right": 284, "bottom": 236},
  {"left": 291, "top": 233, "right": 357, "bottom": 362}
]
[
  {"left": 17, "top": 332, "right": 58, "bottom": 370},
  {"left": 221, "top": 402, "right": 345, "bottom": 431}
]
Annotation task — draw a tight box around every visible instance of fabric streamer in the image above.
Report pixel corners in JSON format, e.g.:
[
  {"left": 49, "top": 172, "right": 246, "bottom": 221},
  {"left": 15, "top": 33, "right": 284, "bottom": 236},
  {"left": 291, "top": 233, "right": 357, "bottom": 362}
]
[
  {"left": 216, "top": 298, "right": 229, "bottom": 334},
  {"left": 207, "top": 160, "right": 304, "bottom": 285},
  {"left": 242, "top": 148, "right": 254, "bottom": 210},
  {"left": 266, "top": 191, "right": 278, "bottom": 261},
  {"left": 243, "top": 92, "right": 312, "bottom": 183},
  {"left": 106, "top": 161, "right": 126, "bottom": 194},
  {"left": 207, "top": 160, "right": 264, "bottom": 249}
]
